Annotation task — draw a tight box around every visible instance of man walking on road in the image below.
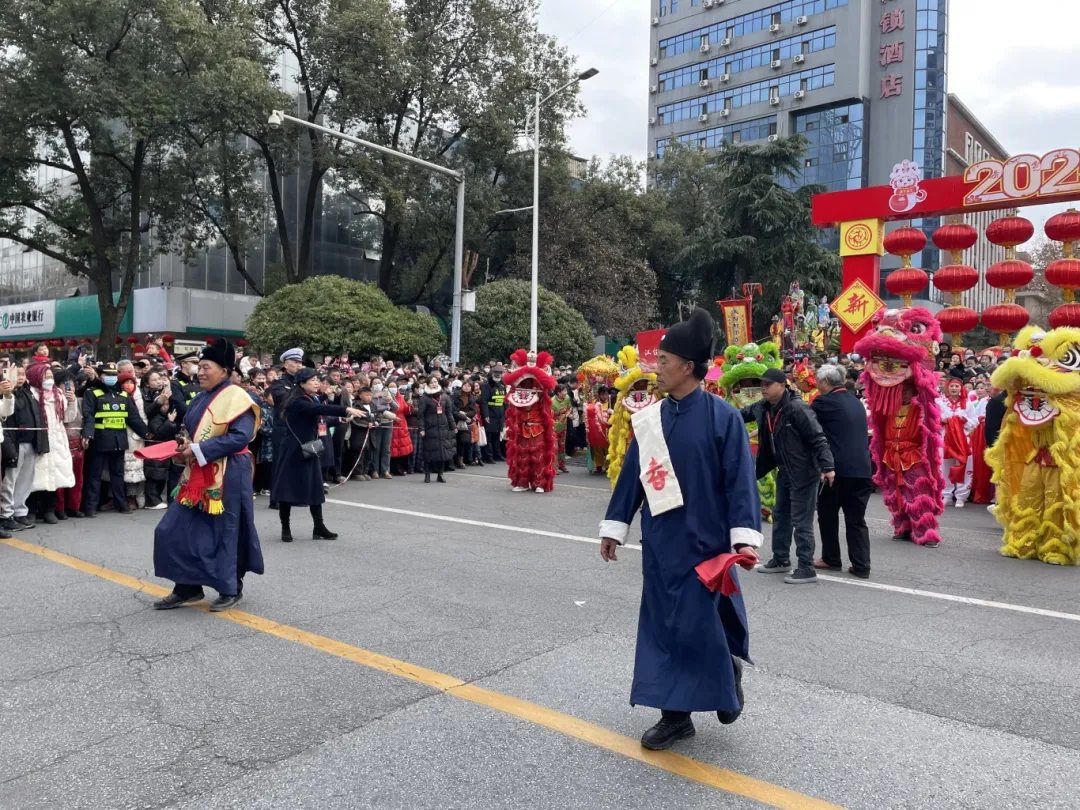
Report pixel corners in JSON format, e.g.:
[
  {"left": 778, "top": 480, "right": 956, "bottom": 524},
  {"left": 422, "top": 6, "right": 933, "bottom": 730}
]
[
  {"left": 600, "top": 309, "right": 763, "bottom": 751},
  {"left": 811, "top": 364, "right": 873, "bottom": 578},
  {"left": 742, "top": 368, "right": 834, "bottom": 584}
]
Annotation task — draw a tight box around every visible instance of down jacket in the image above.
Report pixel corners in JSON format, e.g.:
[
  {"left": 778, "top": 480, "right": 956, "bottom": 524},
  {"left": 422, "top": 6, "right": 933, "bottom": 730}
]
[{"left": 390, "top": 394, "right": 413, "bottom": 458}]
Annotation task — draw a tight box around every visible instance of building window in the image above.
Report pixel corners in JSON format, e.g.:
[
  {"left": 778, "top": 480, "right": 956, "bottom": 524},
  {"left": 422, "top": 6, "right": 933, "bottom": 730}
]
[
  {"left": 655, "top": 114, "right": 778, "bottom": 156},
  {"left": 657, "top": 1, "right": 848, "bottom": 56},
  {"left": 768, "top": 121, "right": 778, "bottom": 135},
  {"left": 785, "top": 101, "right": 868, "bottom": 193},
  {"left": 732, "top": 131, "right": 742, "bottom": 143},
  {"left": 700, "top": 34, "right": 709, "bottom": 47},
  {"left": 771, "top": 11, "right": 781, "bottom": 24}
]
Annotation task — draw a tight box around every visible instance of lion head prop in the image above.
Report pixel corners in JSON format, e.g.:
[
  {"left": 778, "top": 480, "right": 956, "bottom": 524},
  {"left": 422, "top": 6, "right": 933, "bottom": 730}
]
[
  {"left": 606, "top": 345, "right": 663, "bottom": 486},
  {"left": 719, "top": 342, "right": 781, "bottom": 409}
]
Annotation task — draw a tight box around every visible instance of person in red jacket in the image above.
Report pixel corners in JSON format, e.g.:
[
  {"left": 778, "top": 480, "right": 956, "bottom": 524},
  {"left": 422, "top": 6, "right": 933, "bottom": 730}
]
[{"left": 388, "top": 380, "right": 413, "bottom": 475}]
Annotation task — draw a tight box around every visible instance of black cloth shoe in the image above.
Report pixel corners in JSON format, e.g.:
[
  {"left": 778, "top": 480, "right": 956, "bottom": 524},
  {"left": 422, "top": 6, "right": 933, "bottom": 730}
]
[
  {"left": 0, "top": 527, "right": 10, "bottom": 539},
  {"left": 784, "top": 567, "right": 818, "bottom": 585},
  {"left": 209, "top": 593, "right": 242, "bottom": 612},
  {"left": 42, "top": 512, "right": 58, "bottom": 525},
  {"left": 424, "top": 472, "right": 431, "bottom": 483},
  {"left": 848, "top": 566, "right": 871, "bottom": 579},
  {"left": 313, "top": 524, "right": 339, "bottom": 540},
  {"left": 67, "top": 509, "right": 85, "bottom": 518},
  {"left": 15, "top": 515, "right": 35, "bottom": 528},
  {"left": 892, "top": 530, "right": 913, "bottom": 542},
  {"left": 640, "top": 713, "right": 695, "bottom": 750},
  {"left": 116, "top": 507, "right": 132, "bottom": 515},
  {"left": 153, "top": 588, "right": 205, "bottom": 610},
  {"left": 281, "top": 528, "right": 293, "bottom": 543},
  {"left": 54, "top": 510, "right": 67, "bottom": 521},
  {"left": 84, "top": 511, "right": 97, "bottom": 519},
  {"left": 436, "top": 473, "right": 446, "bottom": 483},
  {"left": 717, "top": 657, "right": 744, "bottom": 725},
  {"left": 1, "top": 517, "right": 19, "bottom": 532}
]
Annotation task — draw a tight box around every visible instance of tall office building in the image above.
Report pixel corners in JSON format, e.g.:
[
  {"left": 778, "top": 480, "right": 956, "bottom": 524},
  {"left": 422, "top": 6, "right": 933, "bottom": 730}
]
[{"left": 648, "top": 0, "right": 948, "bottom": 281}]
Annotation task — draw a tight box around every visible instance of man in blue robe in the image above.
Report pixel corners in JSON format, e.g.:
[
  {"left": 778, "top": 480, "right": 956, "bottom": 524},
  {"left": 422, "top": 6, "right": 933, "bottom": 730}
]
[
  {"left": 601, "top": 309, "right": 763, "bottom": 750},
  {"left": 152, "top": 337, "right": 263, "bottom": 613}
]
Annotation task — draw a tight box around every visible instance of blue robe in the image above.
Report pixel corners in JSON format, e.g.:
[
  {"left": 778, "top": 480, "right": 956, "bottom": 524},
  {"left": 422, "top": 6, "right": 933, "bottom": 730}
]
[
  {"left": 603, "top": 387, "right": 762, "bottom": 713},
  {"left": 153, "top": 380, "right": 263, "bottom": 596}
]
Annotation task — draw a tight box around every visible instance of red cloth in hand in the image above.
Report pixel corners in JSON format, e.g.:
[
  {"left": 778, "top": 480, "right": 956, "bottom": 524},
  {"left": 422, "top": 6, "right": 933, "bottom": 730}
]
[
  {"left": 695, "top": 551, "right": 759, "bottom": 597},
  {"left": 134, "top": 440, "right": 180, "bottom": 461}
]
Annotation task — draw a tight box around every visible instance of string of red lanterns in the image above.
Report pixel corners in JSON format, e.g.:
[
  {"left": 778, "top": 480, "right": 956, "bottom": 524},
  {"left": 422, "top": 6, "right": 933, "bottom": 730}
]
[
  {"left": 883, "top": 226, "right": 929, "bottom": 307},
  {"left": 931, "top": 222, "right": 980, "bottom": 347},
  {"left": 981, "top": 215, "right": 1034, "bottom": 345},
  {"left": 1043, "top": 208, "right": 1080, "bottom": 329}
]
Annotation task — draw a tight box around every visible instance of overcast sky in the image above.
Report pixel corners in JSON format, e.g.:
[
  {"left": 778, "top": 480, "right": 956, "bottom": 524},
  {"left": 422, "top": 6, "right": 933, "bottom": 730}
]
[{"left": 539, "top": 0, "right": 1080, "bottom": 242}]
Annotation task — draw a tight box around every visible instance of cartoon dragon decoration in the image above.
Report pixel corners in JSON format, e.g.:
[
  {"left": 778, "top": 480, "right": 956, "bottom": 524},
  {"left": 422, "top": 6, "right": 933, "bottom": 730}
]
[
  {"left": 988, "top": 326, "right": 1080, "bottom": 565},
  {"left": 718, "top": 341, "right": 782, "bottom": 522},
  {"left": 855, "top": 307, "right": 946, "bottom": 547},
  {"left": 606, "top": 345, "right": 662, "bottom": 487},
  {"left": 504, "top": 349, "right": 557, "bottom": 494}
]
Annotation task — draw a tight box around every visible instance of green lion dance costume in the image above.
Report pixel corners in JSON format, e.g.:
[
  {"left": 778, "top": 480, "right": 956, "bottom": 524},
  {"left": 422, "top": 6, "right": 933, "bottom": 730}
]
[
  {"left": 719, "top": 341, "right": 782, "bottom": 522},
  {"left": 988, "top": 326, "right": 1080, "bottom": 565}
]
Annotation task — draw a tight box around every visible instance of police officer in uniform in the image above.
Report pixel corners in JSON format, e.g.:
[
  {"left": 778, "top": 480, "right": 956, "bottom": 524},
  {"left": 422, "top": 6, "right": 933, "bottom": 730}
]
[
  {"left": 479, "top": 364, "right": 507, "bottom": 462},
  {"left": 266, "top": 348, "right": 305, "bottom": 508},
  {"left": 170, "top": 352, "right": 201, "bottom": 418},
  {"left": 82, "top": 362, "right": 150, "bottom": 517},
  {"left": 166, "top": 352, "right": 201, "bottom": 499}
]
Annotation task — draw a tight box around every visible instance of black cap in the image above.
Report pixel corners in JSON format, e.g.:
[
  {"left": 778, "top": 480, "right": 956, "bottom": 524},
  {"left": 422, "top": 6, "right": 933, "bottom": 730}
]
[
  {"left": 199, "top": 338, "right": 235, "bottom": 372},
  {"left": 175, "top": 352, "right": 198, "bottom": 363},
  {"left": 658, "top": 308, "right": 715, "bottom": 365},
  {"left": 761, "top": 368, "right": 788, "bottom": 385}
]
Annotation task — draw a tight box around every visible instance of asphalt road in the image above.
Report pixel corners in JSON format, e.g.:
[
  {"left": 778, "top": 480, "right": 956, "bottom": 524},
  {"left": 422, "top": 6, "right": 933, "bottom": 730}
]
[{"left": 2, "top": 462, "right": 1079, "bottom": 810}]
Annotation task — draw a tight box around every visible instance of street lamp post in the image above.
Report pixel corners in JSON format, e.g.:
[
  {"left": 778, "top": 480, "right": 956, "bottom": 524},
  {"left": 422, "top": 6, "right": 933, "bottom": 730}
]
[
  {"left": 267, "top": 110, "right": 467, "bottom": 368},
  {"left": 526, "top": 67, "right": 598, "bottom": 353}
]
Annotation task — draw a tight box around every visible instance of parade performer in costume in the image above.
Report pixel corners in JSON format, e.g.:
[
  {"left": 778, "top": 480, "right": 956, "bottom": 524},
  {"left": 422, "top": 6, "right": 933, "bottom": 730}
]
[
  {"left": 792, "top": 358, "right": 819, "bottom": 404},
  {"left": 600, "top": 309, "right": 762, "bottom": 751},
  {"left": 606, "top": 345, "right": 662, "bottom": 487},
  {"left": 504, "top": 349, "right": 557, "bottom": 493},
  {"left": 987, "top": 327, "right": 1080, "bottom": 565},
  {"left": 718, "top": 341, "right": 781, "bottom": 522},
  {"left": 968, "top": 387, "right": 994, "bottom": 504},
  {"left": 855, "top": 308, "right": 946, "bottom": 547},
  {"left": 937, "top": 376, "right": 977, "bottom": 507},
  {"left": 781, "top": 296, "right": 796, "bottom": 337},
  {"left": 769, "top": 316, "right": 783, "bottom": 347},
  {"left": 552, "top": 384, "right": 573, "bottom": 474},
  {"left": 817, "top": 296, "right": 830, "bottom": 329},
  {"left": 789, "top": 281, "right": 805, "bottom": 317},
  {"left": 152, "top": 338, "right": 264, "bottom": 612},
  {"left": 578, "top": 354, "right": 619, "bottom": 474}
]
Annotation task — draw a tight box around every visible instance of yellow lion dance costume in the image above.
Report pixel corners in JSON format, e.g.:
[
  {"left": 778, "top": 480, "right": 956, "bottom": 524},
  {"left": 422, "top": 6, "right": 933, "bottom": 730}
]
[
  {"left": 988, "top": 326, "right": 1080, "bottom": 566},
  {"left": 606, "top": 346, "right": 662, "bottom": 487}
]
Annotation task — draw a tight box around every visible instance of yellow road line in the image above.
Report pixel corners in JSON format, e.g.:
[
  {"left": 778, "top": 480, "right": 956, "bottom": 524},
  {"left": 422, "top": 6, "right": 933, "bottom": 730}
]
[{"left": 2, "top": 537, "right": 845, "bottom": 810}]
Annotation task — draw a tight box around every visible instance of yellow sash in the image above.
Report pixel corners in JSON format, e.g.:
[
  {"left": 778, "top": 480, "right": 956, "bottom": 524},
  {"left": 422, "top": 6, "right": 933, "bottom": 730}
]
[{"left": 175, "top": 385, "right": 260, "bottom": 514}]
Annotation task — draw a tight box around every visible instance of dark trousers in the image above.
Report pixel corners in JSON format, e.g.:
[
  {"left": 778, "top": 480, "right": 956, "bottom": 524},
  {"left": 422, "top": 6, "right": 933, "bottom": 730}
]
[
  {"left": 174, "top": 533, "right": 246, "bottom": 598},
  {"left": 483, "top": 427, "right": 504, "bottom": 461},
  {"left": 817, "top": 476, "right": 872, "bottom": 573},
  {"left": 771, "top": 467, "right": 818, "bottom": 569},
  {"left": 85, "top": 450, "right": 126, "bottom": 513}
]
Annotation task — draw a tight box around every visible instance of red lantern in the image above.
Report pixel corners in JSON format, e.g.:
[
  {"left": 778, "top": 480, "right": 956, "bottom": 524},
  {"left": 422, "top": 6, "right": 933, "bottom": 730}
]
[
  {"left": 133, "top": 344, "right": 146, "bottom": 354},
  {"left": 1044, "top": 209, "right": 1080, "bottom": 256},
  {"left": 115, "top": 337, "right": 123, "bottom": 346},
  {"left": 885, "top": 268, "right": 929, "bottom": 304},
  {"left": 932, "top": 222, "right": 978, "bottom": 264},
  {"left": 985, "top": 216, "right": 1034, "bottom": 258},
  {"left": 982, "top": 303, "right": 1030, "bottom": 345},
  {"left": 236, "top": 338, "right": 247, "bottom": 348},
  {"left": 1045, "top": 258, "right": 1080, "bottom": 302},
  {"left": 933, "top": 264, "right": 979, "bottom": 303},
  {"left": 126, "top": 336, "right": 137, "bottom": 345},
  {"left": 67, "top": 339, "right": 77, "bottom": 347},
  {"left": 1049, "top": 303, "right": 1080, "bottom": 330},
  {"left": 936, "top": 306, "right": 980, "bottom": 345},
  {"left": 985, "top": 258, "right": 1034, "bottom": 302},
  {"left": 162, "top": 333, "right": 175, "bottom": 344}
]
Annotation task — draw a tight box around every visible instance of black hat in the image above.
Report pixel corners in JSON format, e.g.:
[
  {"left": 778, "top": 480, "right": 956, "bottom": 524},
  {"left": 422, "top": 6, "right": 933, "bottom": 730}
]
[
  {"left": 658, "top": 308, "right": 715, "bottom": 366},
  {"left": 294, "top": 367, "right": 318, "bottom": 385},
  {"left": 761, "top": 368, "right": 788, "bottom": 385},
  {"left": 199, "top": 338, "right": 235, "bottom": 372}
]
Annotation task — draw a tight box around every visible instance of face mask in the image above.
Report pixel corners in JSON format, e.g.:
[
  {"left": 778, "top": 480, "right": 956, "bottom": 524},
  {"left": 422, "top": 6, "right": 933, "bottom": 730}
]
[
  {"left": 42, "top": 379, "right": 55, "bottom": 391},
  {"left": 103, "top": 376, "right": 118, "bottom": 387},
  {"left": 483, "top": 367, "right": 491, "bottom": 374},
  {"left": 388, "top": 387, "right": 397, "bottom": 395},
  {"left": 123, "top": 382, "right": 136, "bottom": 394},
  {"left": 185, "top": 366, "right": 198, "bottom": 377},
  {"left": 372, "top": 383, "right": 384, "bottom": 392}
]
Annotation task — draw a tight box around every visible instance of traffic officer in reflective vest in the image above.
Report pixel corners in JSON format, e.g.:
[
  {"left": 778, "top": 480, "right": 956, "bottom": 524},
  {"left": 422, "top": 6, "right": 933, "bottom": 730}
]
[
  {"left": 480, "top": 364, "right": 507, "bottom": 462},
  {"left": 81, "top": 362, "right": 150, "bottom": 517}
]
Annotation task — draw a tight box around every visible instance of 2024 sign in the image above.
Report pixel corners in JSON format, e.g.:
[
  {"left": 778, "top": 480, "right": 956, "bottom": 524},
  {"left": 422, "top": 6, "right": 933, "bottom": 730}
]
[{"left": 964, "top": 148, "right": 1080, "bottom": 207}]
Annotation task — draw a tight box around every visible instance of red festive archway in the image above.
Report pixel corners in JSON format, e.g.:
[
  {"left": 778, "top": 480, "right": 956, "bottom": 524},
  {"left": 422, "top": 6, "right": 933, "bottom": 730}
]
[{"left": 812, "top": 148, "right": 1080, "bottom": 351}]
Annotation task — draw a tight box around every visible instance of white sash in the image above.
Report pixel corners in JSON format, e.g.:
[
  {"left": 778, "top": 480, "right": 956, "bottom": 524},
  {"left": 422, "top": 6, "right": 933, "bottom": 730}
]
[{"left": 631, "top": 402, "right": 684, "bottom": 516}]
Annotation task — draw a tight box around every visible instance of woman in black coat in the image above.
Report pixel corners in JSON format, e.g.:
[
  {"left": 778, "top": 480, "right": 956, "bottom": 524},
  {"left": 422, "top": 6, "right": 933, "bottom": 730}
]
[
  {"left": 272, "top": 368, "right": 363, "bottom": 542},
  {"left": 416, "top": 377, "right": 457, "bottom": 484},
  {"left": 142, "top": 371, "right": 179, "bottom": 508}
]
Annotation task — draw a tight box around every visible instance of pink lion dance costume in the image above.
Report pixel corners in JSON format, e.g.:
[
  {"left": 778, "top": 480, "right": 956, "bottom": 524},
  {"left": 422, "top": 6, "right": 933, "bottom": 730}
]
[
  {"left": 504, "top": 349, "right": 557, "bottom": 493},
  {"left": 855, "top": 307, "right": 946, "bottom": 547}
]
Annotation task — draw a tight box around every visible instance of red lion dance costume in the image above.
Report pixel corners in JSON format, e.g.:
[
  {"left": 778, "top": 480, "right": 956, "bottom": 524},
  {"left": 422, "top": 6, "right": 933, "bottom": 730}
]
[
  {"left": 855, "top": 308, "right": 946, "bottom": 547},
  {"left": 504, "top": 349, "right": 557, "bottom": 493}
]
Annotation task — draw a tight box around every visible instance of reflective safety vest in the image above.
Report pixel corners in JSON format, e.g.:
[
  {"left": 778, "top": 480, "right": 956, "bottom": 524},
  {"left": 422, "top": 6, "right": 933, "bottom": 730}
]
[
  {"left": 92, "top": 389, "right": 130, "bottom": 431},
  {"left": 177, "top": 379, "right": 198, "bottom": 404},
  {"left": 488, "top": 389, "right": 505, "bottom": 408}
]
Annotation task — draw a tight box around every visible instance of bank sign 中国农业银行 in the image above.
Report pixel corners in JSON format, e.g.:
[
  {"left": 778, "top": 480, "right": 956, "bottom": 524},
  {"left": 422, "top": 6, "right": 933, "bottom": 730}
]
[{"left": 0, "top": 301, "right": 56, "bottom": 335}]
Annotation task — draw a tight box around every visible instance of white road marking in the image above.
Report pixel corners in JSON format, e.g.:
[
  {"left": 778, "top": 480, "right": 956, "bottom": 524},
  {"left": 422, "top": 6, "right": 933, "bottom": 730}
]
[
  {"left": 325, "top": 498, "right": 1080, "bottom": 624},
  {"left": 815, "top": 574, "right": 1080, "bottom": 623},
  {"left": 324, "top": 498, "right": 641, "bottom": 550}
]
